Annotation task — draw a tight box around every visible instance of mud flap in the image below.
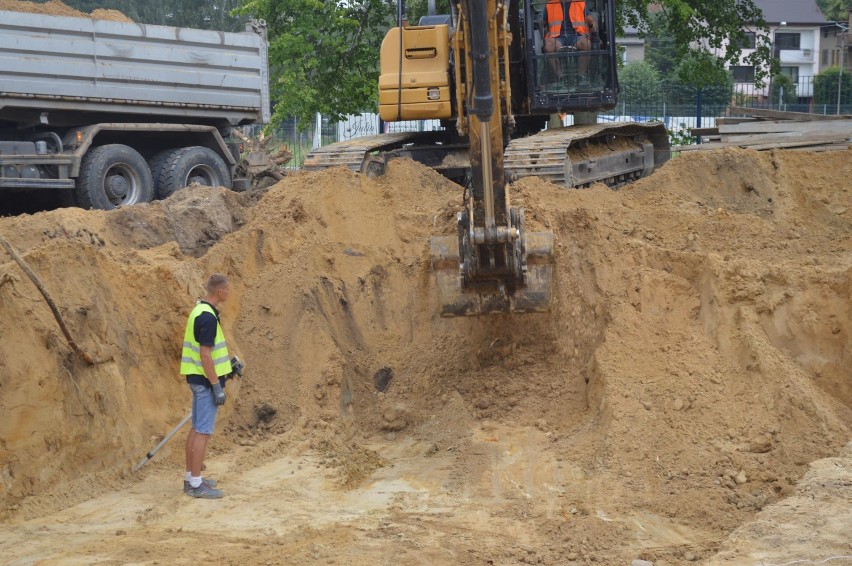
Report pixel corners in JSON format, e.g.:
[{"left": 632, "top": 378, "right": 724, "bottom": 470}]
[{"left": 430, "top": 231, "right": 554, "bottom": 317}]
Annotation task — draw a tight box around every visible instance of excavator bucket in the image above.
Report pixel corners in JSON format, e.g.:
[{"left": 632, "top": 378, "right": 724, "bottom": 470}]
[{"left": 430, "top": 231, "right": 554, "bottom": 317}]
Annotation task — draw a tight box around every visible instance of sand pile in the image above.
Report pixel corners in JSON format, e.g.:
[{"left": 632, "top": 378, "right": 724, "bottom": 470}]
[
  {"left": 0, "top": 148, "right": 849, "bottom": 563},
  {"left": 0, "top": 0, "right": 133, "bottom": 22}
]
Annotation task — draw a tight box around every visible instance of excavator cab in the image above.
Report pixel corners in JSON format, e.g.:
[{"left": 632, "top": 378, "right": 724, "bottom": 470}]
[{"left": 524, "top": 0, "right": 618, "bottom": 110}]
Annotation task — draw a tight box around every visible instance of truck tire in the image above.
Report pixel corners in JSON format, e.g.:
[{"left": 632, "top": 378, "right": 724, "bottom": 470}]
[
  {"left": 147, "top": 149, "right": 177, "bottom": 197},
  {"left": 75, "top": 144, "right": 154, "bottom": 210},
  {"left": 157, "top": 146, "right": 231, "bottom": 199}
]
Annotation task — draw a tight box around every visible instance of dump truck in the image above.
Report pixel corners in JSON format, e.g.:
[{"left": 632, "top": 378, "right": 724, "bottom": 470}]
[{"left": 0, "top": 11, "right": 270, "bottom": 210}]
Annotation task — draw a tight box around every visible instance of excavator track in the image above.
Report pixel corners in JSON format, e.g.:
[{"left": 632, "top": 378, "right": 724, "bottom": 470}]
[
  {"left": 305, "top": 122, "right": 670, "bottom": 190},
  {"left": 504, "top": 122, "right": 670, "bottom": 188},
  {"left": 303, "top": 132, "right": 441, "bottom": 173}
]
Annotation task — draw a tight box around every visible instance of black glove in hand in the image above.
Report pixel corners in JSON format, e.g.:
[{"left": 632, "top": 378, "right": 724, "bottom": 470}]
[{"left": 211, "top": 380, "right": 226, "bottom": 406}]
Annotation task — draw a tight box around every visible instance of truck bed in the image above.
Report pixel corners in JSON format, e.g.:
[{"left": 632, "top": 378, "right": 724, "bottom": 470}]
[{"left": 0, "top": 11, "right": 269, "bottom": 126}]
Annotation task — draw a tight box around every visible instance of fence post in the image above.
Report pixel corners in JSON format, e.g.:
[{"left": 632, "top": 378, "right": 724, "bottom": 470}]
[
  {"left": 695, "top": 88, "right": 703, "bottom": 129},
  {"left": 838, "top": 32, "right": 846, "bottom": 115}
]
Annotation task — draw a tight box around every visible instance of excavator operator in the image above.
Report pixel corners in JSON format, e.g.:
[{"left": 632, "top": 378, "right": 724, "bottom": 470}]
[{"left": 542, "top": 0, "right": 596, "bottom": 86}]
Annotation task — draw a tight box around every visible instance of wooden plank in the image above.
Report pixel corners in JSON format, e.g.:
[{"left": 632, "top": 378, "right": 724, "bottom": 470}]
[
  {"left": 689, "top": 127, "right": 719, "bottom": 136},
  {"left": 720, "top": 131, "right": 852, "bottom": 145},
  {"left": 674, "top": 136, "right": 852, "bottom": 152},
  {"left": 675, "top": 142, "right": 737, "bottom": 152},
  {"left": 719, "top": 120, "right": 852, "bottom": 135},
  {"left": 727, "top": 106, "right": 852, "bottom": 121},
  {"left": 747, "top": 137, "right": 851, "bottom": 150},
  {"left": 787, "top": 143, "right": 851, "bottom": 152},
  {"left": 716, "top": 117, "right": 763, "bottom": 125}
]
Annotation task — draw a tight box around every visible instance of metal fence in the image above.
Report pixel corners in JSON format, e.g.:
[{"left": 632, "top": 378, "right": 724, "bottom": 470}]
[
  {"left": 252, "top": 73, "right": 852, "bottom": 168},
  {"left": 732, "top": 75, "right": 852, "bottom": 115}
]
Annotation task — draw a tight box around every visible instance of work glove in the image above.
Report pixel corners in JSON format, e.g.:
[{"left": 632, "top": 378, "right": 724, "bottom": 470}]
[
  {"left": 211, "top": 380, "right": 226, "bottom": 406},
  {"left": 230, "top": 356, "right": 245, "bottom": 378}
]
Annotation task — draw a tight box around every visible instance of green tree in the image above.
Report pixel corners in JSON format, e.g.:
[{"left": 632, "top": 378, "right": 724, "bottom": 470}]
[
  {"left": 813, "top": 67, "right": 852, "bottom": 109},
  {"left": 235, "top": 0, "right": 396, "bottom": 126},
  {"left": 405, "top": 0, "right": 450, "bottom": 24},
  {"left": 235, "top": 0, "right": 774, "bottom": 126},
  {"left": 645, "top": 35, "right": 684, "bottom": 77},
  {"left": 674, "top": 51, "right": 730, "bottom": 90},
  {"left": 619, "top": 61, "right": 662, "bottom": 112},
  {"left": 619, "top": 0, "right": 773, "bottom": 82},
  {"left": 643, "top": 13, "right": 686, "bottom": 78},
  {"left": 669, "top": 52, "right": 732, "bottom": 115},
  {"left": 769, "top": 73, "right": 798, "bottom": 105},
  {"left": 815, "top": 0, "right": 852, "bottom": 22}
]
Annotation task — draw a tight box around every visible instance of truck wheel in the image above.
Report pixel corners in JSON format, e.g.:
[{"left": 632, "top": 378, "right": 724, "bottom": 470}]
[
  {"left": 75, "top": 144, "right": 154, "bottom": 210},
  {"left": 147, "top": 149, "right": 177, "bottom": 198},
  {"left": 157, "top": 146, "right": 231, "bottom": 199}
]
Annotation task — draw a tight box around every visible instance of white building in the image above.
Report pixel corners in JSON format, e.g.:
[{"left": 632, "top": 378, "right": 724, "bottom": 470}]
[{"left": 729, "top": 0, "right": 828, "bottom": 98}]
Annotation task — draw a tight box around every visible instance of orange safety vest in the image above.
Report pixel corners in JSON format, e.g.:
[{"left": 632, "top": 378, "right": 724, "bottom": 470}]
[
  {"left": 569, "top": 1, "right": 588, "bottom": 35},
  {"left": 545, "top": 0, "right": 564, "bottom": 39},
  {"left": 546, "top": 0, "right": 587, "bottom": 38}
]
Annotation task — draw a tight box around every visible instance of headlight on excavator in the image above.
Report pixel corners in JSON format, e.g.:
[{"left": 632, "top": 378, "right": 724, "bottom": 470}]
[{"left": 427, "top": 87, "right": 440, "bottom": 101}]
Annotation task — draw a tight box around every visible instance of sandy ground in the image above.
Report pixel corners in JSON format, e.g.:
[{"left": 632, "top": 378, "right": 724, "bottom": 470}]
[{"left": 0, "top": 148, "right": 850, "bottom": 565}]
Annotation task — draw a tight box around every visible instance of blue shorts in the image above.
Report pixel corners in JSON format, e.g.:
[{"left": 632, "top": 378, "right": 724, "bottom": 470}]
[
  {"left": 190, "top": 383, "right": 218, "bottom": 435},
  {"left": 556, "top": 34, "right": 582, "bottom": 48}
]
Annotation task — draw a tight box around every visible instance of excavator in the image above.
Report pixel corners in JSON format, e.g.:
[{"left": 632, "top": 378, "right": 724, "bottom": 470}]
[{"left": 304, "top": 0, "right": 670, "bottom": 316}]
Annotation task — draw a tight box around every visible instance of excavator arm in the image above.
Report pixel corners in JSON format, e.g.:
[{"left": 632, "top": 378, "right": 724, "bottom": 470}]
[{"left": 430, "top": 0, "right": 554, "bottom": 316}]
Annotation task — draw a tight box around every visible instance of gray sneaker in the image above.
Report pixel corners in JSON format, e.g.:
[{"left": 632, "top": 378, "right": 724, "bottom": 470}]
[
  {"left": 186, "top": 481, "right": 222, "bottom": 499},
  {"left": 183, "top": 478, "right": 217, "bottom": 493}
]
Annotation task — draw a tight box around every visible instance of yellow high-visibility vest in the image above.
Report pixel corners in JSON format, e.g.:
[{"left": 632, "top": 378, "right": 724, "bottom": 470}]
[{"left": 180, "top": 302, "right": 231, "bottom": 378}]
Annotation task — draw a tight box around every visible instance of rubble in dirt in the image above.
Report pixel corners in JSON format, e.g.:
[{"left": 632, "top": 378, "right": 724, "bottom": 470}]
[
  {"left": 706, "top": 441, "right": 852, "bottom": 565},
  {"left": 0, "top": 148, "right": 850, "bottom": 564},
  {"left": 0, "top": 0, "right": 133, "bottom": 21}
]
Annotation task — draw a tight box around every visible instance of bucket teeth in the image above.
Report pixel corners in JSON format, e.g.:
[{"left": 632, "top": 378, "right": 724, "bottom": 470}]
[{"left": 429, "top": 233, "right": 554, "bottom": 317}]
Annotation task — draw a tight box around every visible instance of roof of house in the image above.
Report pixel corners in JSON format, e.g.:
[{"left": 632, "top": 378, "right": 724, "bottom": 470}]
[{"left": 753, "top": 0, "right": 828, "bottom": 25}]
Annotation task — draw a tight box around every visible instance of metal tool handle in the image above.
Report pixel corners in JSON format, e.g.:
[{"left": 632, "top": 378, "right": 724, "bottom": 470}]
[{"left": 132, "top": 412, "right": 191, "bottom": 473}]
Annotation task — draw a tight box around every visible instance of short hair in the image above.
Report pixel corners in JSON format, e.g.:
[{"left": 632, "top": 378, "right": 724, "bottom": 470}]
[{"left": 206, "top": 273, "right": 229, "bottom": 293}]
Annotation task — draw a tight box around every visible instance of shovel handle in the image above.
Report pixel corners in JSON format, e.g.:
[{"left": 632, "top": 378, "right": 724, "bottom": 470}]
[{"left": 132, "top": 412, "right": 192, "bottom": 473}]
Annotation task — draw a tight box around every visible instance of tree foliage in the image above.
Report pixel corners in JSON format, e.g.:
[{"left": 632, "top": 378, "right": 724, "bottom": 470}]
[
  {"left": 645, "top": 36, "right": 684, "bottom": 78},
  {"left": 238, "top": 0, "right": 773, "bottom": 125},
  {"left": 406, "top": 0, "right": 450, "bottom": 24},
  {"left": 619, "top": 61, "right": 662, "bottom": 108},
  {"left": 813, "top": 66, "right": 852, "bottom": 106},
  {"left": 769, "top": 73, "right": 798, "bottom": 105},
  {"left": 235, "top": 0, "right": 396, "bottom": 127},
  {"left": 674, "top": 51, "right": 731, "bottom": 91},
  {"left": 815, "top": 0, "right": 852, "bottom": 22},
  {"left": 670, "top": 52, "right": 733, "bottom": 114},
  {"left": 643, "top": 13, "right": 685, "bottom": 78},
  {"left": 619, "top": 0, "right": 773, "bottom": 83}
]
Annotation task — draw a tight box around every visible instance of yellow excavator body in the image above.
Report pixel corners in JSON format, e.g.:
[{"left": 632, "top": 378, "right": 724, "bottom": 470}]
[{"left": 305, "top": 0, "right": 671, "bottom": 317}]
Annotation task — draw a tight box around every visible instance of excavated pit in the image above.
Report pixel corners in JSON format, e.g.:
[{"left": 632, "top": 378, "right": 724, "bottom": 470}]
[{"left": 0, "top": 148, "right": 850, "bottom": 564}]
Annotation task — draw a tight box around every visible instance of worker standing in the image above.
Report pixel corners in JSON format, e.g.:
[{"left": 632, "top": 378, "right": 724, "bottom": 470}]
[{"left": 180, "top": 273, "right": 232, "bottom": 499}]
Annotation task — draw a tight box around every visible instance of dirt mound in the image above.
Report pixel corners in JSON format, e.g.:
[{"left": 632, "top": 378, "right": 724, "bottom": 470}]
[
  {"left": 0, "top": 148, "right": 849, "bottom": 564},
  {"left": 0, "top": 0, "right": 133, "bottom": 21}
]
